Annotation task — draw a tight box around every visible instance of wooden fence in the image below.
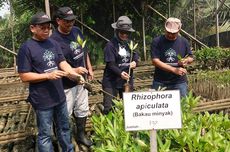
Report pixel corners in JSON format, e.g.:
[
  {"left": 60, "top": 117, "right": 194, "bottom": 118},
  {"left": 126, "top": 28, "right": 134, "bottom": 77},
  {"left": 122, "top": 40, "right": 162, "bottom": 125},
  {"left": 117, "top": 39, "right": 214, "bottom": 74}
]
[{"left": 0, "top": 63, "right": 229, "bottom": 149}]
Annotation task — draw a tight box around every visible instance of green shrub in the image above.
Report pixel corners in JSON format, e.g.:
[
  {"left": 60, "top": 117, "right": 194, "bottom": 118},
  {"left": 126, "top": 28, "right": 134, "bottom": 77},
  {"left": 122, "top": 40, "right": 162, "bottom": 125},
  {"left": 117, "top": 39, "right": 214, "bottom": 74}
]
[
  {"left": 91, "top": 92, "right": 230, "bottom": 152},
  {"left": 91, "top": 100, "right": 149, "bottom": 152},
  {"left": 195, "top": 47, "right": 230, "bottom": 70},
  {"left": 86, "top": 38, "right": 104, "bottom": 66},
  {"left": 193, "top": 70, "right": 230, "bottom": 87},
  {"left": 158, "top": 92, "right": 230, "bottom": 152}
]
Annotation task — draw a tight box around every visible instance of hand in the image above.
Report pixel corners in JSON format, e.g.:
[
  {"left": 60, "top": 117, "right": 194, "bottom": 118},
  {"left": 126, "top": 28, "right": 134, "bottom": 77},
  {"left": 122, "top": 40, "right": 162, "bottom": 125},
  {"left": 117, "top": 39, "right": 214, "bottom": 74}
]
[
  {"left": 46, "top": 70, "right": 67, "bottom": 80},
  {"left": 87, "top": 69, "right": 94, "bottom": 81},
  {"left": 77, "top": 74, "right": 85, "bottom": 84},
  {"left": 173, "top": 67, "right": 187, "bottom": 76},
  {"left": 74, "top": 67, "right": 88, "bottom": 75},
  {"left": 130, "top": 61, "right": 137, "bottom": 69},
  {"left": 178, "top": 58, "right": 188, "bottom": 67},
  {"left": 68, "top": 72, "right": 85, "bottom": 84},
  {"left": 121, "top": 71, "right": 130, "bottom": 80}
]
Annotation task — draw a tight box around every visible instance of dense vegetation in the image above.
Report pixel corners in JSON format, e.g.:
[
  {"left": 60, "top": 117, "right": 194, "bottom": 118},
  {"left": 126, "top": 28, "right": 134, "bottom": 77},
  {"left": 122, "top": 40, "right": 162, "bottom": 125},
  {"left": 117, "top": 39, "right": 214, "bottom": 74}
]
[
  {"left": 195, "top": 47, "right": 230, "bottom": 70},
  {"left": 193, "top": 70, "right": 230, "bottom": 87},
  {"left": 0, "top": 0, "right": 229, "bottom": 67},
  {"left": 91, "top": 93, "right": 230, "bottom": 152}
]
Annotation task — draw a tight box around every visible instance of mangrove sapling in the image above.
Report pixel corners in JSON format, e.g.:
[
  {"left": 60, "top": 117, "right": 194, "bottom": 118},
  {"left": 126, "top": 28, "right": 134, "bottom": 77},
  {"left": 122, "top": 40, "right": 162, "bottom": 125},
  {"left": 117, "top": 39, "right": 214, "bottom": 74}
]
[
  {"left": 194, "top": 47, "right": 230, "bottom": 70},
  {"left": 91, "top": 92, "right": 230, "bottom": 151},
  {"left": 177, "top": 54, "right": 189, "bottom": 67},
  {"left": 91, "top": 100, "right": 149, "bottom": 152},
  {"left": 76, "top": 35, "right": 93, "bottom": 92},
  {"left": 124, "top": 40, "right": 138, "bottom": 92},
  {"left": 77, "top": 35, "right": 87, "bottom": 49}
]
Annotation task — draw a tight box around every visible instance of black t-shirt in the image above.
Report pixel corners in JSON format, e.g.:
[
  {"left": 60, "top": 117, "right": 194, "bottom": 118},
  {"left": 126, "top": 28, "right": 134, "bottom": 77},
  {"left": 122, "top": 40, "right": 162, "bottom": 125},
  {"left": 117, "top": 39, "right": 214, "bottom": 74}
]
[
  {"left": 17, "top": 38, "right": 66, "bottom": 110},
  {"left": 51, "top": 26, "right": 87, "bottom": 89},
  {"left": 102, "top": 37, "right": 139, "bottom": 88},
  {"left": 151, "top": 35, "right": 192, "bottom": 84}
]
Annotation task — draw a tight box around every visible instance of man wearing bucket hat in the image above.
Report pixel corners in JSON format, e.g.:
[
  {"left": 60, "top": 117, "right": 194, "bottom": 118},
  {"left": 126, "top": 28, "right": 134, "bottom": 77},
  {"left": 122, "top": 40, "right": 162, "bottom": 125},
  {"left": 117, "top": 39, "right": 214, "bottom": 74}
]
[
  {"left": 17, "top": 11, "right": 86, "bottom": 151},
  {"left": 150, "top": 17, "right": 193, "bottom": 97},
  {"left": 102, "top": 16, "right": 139, "bottom": 114},
  {"left": 50, "top": 6, "right": 93, "bottom": 147}
]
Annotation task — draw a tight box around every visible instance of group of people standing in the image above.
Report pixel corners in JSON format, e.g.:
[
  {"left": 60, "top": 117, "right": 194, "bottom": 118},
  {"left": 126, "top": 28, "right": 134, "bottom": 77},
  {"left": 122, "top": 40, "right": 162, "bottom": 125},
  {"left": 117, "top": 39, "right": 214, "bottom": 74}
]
[{"left": 17, "top": 6, "right": 193, "bottom": 152}]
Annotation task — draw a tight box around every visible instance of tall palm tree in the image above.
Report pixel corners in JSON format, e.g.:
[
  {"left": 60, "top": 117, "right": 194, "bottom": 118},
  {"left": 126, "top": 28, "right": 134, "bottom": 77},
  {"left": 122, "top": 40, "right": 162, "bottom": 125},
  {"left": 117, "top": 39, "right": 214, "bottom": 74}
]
[{"left": 170, "top": 0, "right": 230, "bottom": 38}]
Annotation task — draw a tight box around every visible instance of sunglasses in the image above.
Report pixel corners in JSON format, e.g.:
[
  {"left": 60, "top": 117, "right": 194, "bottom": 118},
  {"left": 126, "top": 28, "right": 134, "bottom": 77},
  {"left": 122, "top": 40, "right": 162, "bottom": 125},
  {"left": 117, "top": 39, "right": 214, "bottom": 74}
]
[
  {"left": 166, "top": 31, "right": 178, "bottom": 35},
  {"left": 118, "top": 30, "right": 130, "bottom": 35}
]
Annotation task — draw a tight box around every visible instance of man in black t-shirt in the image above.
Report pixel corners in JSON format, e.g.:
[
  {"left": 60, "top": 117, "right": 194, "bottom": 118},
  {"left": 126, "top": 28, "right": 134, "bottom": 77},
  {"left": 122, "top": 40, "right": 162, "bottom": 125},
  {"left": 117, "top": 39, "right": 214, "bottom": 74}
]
[
  {"left": 150, "top": 17, "right": 194, "bottom": 97},
  {"left": 17, "top": 12, "right": 84, "bottom": 152},
  {"left": 51, "top": 7, "right": 93, "bottom": 147}
]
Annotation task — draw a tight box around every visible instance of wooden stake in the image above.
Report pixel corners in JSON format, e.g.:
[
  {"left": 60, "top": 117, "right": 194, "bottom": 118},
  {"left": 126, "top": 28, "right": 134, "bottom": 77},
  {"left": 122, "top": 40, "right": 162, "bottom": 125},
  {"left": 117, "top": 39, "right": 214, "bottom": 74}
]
[{"left": 150, "top": 129, "right": 157, "bottom": 152}]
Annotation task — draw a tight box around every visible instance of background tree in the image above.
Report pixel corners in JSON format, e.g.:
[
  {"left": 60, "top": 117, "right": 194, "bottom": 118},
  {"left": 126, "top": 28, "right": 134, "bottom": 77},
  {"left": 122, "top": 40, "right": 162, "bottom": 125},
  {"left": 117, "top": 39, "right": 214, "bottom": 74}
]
[{"left": 0, "top": 0, "right": 229, "bottom": 67}]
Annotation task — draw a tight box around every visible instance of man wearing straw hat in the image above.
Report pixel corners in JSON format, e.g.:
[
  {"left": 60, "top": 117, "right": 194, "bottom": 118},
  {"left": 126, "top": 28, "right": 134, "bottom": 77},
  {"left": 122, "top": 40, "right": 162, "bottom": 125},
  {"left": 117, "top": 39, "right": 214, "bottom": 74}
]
[
  {"left": 102, "top": 16, "right": 139, "bottom": 114},
  {"left": 150, "top": 17, "right": 193, "bottom": 98}
]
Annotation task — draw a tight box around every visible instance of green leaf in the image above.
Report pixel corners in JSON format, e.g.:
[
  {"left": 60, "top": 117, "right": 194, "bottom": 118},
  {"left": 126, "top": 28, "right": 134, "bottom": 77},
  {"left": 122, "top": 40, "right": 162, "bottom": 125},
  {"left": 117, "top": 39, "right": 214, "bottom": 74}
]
[
  {"left": 177, "top": 54, "right": 182, "bottom": 61},
  {"left": 136, "top": 139, "right": 148, "bottom": 148},
  {"left": 77, "top": 35, "right": 83, "bottom": 45},
  {"left": 82, "top": 40, "right": 87, "bottom": 48},
  {"left": 133, "top": 43, "right": 138, "bottom": 50},
  {"left": 128, "top": 40, "right": 138, "bottom": 51}
]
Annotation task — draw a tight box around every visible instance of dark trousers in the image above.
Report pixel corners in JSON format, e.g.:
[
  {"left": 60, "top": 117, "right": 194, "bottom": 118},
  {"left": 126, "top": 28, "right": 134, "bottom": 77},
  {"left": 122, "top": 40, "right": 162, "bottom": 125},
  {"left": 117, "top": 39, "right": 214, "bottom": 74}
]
[
  {"left": 102, "top": 83, "right": 134, "bottom": 114},
  {"left": 102, "top": 87, "right": 123, "bottom": 114}
]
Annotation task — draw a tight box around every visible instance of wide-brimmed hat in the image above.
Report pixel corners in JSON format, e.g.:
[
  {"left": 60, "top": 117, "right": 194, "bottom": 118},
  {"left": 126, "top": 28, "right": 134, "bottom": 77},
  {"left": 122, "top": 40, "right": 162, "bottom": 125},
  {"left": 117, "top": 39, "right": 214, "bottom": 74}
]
[
  {"left": 56, "top": 7, "right": 76, "bottom": 21},
  {"left": 30, "top": 12, "right": 52, "bottom": 25},
  {"left": 111, "top": 16, "right": 135, "bottom": 32},
  {"left": 165, "top": 17, "right": 182, "bottom": 33}
]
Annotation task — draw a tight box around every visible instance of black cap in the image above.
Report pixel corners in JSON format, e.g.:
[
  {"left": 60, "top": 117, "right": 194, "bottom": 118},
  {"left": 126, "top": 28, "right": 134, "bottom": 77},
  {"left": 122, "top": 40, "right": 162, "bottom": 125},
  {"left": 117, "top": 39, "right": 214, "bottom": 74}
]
[
  {"left": 56, "top": 7, "right": 76, "bottom": 20},
  {"left": 30, "top": 12, "right": 51, "bottom": 25}
]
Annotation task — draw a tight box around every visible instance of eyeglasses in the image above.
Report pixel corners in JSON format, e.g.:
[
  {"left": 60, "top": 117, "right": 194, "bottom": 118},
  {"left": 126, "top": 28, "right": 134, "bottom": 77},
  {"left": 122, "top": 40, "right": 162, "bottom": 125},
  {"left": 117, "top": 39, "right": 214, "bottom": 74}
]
[
  {"left": 33, "top": 24, "right": 52, "bottom": 30},
  {"left": 118, "top": 30, "right": 130, "bottom": 35},
  {"left": 62, "top": 19, "right": 75, "bottom": 23}
]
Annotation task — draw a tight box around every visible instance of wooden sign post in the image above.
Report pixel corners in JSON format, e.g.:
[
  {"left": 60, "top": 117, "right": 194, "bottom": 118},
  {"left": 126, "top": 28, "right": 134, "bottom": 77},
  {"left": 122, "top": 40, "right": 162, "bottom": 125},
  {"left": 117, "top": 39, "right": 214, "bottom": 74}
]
[{"left": 150, "top": 129, "right": 157, "bottom": 152}]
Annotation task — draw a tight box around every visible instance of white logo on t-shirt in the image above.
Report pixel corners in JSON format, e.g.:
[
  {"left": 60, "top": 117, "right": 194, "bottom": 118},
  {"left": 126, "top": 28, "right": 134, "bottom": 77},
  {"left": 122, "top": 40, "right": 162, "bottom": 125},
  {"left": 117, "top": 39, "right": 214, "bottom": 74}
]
[
  {"left": 43, "top": 49, "right": 55, "bottom": 67},
  {"left": 165, "top": 48, "right": 176, "bottom": 62},
  {"left": 70, "top": 41, "right": 81, "bottom": 55},
  {"left": 119, "top": 44, "right": 130, "bottom": 63}
]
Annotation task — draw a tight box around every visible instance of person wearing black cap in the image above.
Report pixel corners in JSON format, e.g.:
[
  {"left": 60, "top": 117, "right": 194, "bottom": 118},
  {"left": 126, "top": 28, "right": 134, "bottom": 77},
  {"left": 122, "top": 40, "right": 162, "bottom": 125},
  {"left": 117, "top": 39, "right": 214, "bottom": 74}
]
[
  {"left": 150, "top": 17, "right": 193, "bottom": 98},
  {"left": 102, "top": 16, "right": 139, "bottom": 114},
  {"left": 50, "top": 7, "right": 93, "bottom": 147},
  {"left": 17, "top": 11, "right": 84, "bottom": 152}
]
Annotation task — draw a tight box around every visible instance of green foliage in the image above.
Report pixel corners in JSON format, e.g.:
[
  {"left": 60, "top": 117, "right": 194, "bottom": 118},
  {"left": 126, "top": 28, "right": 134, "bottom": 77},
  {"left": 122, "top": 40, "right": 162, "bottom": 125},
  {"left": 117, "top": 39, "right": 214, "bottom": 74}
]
[
  {"left": 86, "top": 38, "right": 104, "bottom": 65},
  {"left": 0, "top": 0, "right": 170, "bottom": 67},
  {"left": 91, "top": 100, "right": 150, "bottom": 152},
  {"left": 195, "top": 47, "right": 230, "bottom": 70},
  {"left": 172, "top": 0, "right": 230, "bottom": 38},
  {"left": 91, "top": 92, "right": 230, "bottom": 151},
  {"left": 0, "top": 10, "right": 32, "bottom": 68},
  {"left": 194, "top": 70, "right": 230, "bottom": 87},
  {"left": 157, "top": 92, "right": 230, "bottom": 152},
  {"left": 0, "top": 0, "right": 229, "bottom": 67},
  {"left": 76, "top": 35, "right": 86, "bottom": 48}
]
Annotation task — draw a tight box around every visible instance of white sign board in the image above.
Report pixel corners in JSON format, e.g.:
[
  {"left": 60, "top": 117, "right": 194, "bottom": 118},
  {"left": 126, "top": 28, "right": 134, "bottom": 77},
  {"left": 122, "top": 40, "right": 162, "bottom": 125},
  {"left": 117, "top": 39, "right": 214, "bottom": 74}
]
[{"left": 123, "top": 90, "right": 182, "bottom": 131}]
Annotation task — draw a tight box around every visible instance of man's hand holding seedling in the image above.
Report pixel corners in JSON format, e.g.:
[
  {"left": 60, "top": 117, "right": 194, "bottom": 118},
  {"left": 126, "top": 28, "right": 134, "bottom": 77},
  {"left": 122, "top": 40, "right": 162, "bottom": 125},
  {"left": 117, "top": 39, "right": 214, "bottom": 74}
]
[{"left": 177, "top": 54, "right": 193, "bottom": 67}]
